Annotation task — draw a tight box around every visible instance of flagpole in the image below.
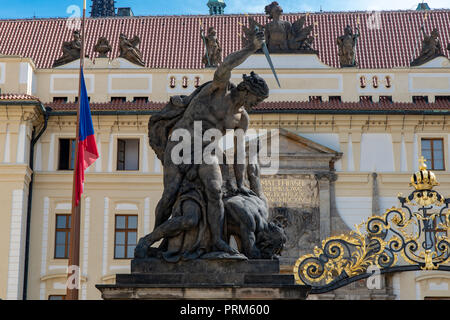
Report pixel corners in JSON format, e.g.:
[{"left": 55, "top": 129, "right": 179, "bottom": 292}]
[{"left": 67, "top": 0, "right": 86, "bottom": 301}]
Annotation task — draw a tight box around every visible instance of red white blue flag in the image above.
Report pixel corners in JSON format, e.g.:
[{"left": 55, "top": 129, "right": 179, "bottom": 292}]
[{"left": 75, "top": 68, "right": 99, "bottom": 206}]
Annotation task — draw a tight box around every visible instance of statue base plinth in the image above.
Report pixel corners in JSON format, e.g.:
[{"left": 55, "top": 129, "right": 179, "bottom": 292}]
[
  {"left": 96, "top": 259, "right": 310, "bottom": 300},
  {"left": 410, "top": 54, "right": 448, "bottom": 67}
]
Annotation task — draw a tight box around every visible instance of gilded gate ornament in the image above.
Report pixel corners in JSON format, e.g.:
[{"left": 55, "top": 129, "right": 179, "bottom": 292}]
[{"left": 294, "top": 158, "right": 450, "bottom": 293}]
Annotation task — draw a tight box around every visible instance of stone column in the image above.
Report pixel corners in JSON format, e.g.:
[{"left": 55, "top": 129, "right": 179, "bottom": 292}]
[
  {"left": 8, "top": 122, "right": 20, "bottom": 164},
  {"left": 351, "top": 132, "right": 362, "bottom": 172},
  {"left": 391, "top": 132, "right": 402, "bottom": 172},
  {"left": 0, "top": 123, "right": 7, "bottom": 162},
  {"left": 316, "top": 173, "right": 337, "bottom": 242},
  {"left": 371, "top": 172, "right": 380, "bottom": 216},
  {"left": 338, "top": 131, "right": 349, "bottom": 171},
  {"left": 403, "top": 131, "right": 415, "bottom": 172}
]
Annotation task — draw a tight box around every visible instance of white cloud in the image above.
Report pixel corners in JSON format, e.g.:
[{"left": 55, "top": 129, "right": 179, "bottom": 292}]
[
  {"left": 225, "top": 1, "right": 267, "bottom": 14},
  {"left": 337, "top": 0, "right": 449, "bottom": 11}
]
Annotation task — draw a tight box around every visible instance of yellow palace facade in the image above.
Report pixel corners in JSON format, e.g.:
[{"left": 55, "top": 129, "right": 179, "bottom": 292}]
[{"left": 0, "top": 8, "right": 449, "bottom": 300}]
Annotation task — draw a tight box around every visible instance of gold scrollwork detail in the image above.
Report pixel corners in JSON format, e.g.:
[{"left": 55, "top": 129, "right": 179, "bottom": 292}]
[{"left": 294, "top": 158, "right": 450, "bottom": 289}]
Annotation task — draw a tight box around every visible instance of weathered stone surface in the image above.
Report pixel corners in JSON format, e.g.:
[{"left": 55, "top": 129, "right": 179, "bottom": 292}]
[
  {"left": 258, "top": 129, "right": 347, "bottom": 267},
  {"left": 201, "top": 26, "right": 222, "bottom": 67},
  {"left": 337, "top": 25, "right": 360, "bottom": 67},
  {"left": 115, "top": 272, "right": 296, "bottom": 287},
  {"left": 96, "top": 259, "right": 311, "bottom": 300},
  {"left": 242, "top": 2, "right": 316, "bottom": 54},
  {"left": 117, "top": 273, "right": 245, "bottom": 286},
  {"left": 184, "top": 288, "right": 234, "bottom": 300},
  {"left": 94, "top": 37, "right": 112, "bottom": 58},
  {"left": 132, "top": 258, "right": 280, "bottom": 274},
  {"left": 261, "top": 176, "right": 319, "bottom": 208},
  {"left": 136, "top": 32, "right": 286, "bottom": 264},
  {"left": 244, "top": 274, "right": 295, "bottom": 285},
  {"left": 269, "top": 205, "right": 320, "bottom": 265},
  {"left": 53, "top": 30, "right": 82, "bottom": 67},
  {"left": 96, "top": 285, "right": 310, "bottom": 300},
  {"left": 261, "top": 173, "right": 320, "bottom": 265},
  {"left": 411, "top": 27, "right": 444, "bottom": 67},
  {"left": 119, "top": 34, "right": 145, "bottom": 66}
]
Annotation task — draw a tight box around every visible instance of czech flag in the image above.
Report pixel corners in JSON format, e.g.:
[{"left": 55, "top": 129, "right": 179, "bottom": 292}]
[{"left": 75, "top": 68, "right": 99, "bottom": 206}]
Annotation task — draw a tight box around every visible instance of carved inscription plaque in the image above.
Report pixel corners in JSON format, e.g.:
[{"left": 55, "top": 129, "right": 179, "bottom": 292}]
[
  {"left": 261, "top": 175, "right": 319, "bottom": 208},
  {"left": 261, "top": 174, "right": 320, "bottom": 263}
]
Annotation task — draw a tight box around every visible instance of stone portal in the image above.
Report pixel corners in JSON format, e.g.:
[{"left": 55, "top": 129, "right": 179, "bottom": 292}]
[{"left": 259, "top": 129, "right": 343, "bottom": 266}]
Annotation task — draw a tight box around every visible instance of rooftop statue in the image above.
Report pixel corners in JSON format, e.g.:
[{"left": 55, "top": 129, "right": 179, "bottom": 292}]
[
  {"left": 135, "top": 30, "right": 286, "bottom": 262},
  {"left": 337, "top": 25, "right": 360, "bottom": 67},
  {"left": 262, "top": 1, "right": 316, "bottom": 54},
  {"left": 53, "top": 30, "right": 82, "bottom": 67},
  {"left": 94, "top": 37, "right": 112, "bottom": 58},
  {"left": 201, "top": 26, "right": 222, "bottom": 67},
  {"left": 411, "top": 27, "right": 444, "bottom": 66},
  {"left": 119, "top": 33, "right": 146, "bottom": 67}
]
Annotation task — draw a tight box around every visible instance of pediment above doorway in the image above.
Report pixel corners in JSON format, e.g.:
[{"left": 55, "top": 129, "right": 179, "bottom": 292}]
[{"left": 256, "top": 128, "right": 342, "bottom": 175}]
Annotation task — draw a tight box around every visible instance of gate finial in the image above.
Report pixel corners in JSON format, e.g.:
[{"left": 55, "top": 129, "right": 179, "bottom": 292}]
[{"left": 410, "top": 156, "right": 439, "bottom": 191}]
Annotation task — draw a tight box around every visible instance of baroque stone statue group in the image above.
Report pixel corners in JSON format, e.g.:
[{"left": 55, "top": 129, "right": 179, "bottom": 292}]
[
  {"left": 236, "top": 1, "right": 316, "bottom": 56},
  {"left": 411, "top": 26, "right": 445, "bottom": 66},
  {"left": 337, "top": 25, "right": 359, "bottom": 68},
  {"left": 201, "top": 26, "right": 222, "bottom": 67},
  {"left": 262, "top": 1, "right": 316, "bottom": 53},
  {"left": 53, "top": 32, "right": 145, "bottom": 67},
  {"left": 134, "top": 27, "right": 287, "bottom": 262},
  {"left": 54, "top": 1, "right": 449, "bottom": 69}
]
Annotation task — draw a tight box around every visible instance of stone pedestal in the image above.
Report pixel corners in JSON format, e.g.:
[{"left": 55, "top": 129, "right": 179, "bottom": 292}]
[{"left": 96, "top": 259, "right": 310, "bottom": 300}]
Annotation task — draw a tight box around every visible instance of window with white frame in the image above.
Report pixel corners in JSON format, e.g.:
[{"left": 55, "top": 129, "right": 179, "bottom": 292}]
[
  {"left": 114, "top": 215, "right": 138, "bottom": 259},
  {"left": 54, "top": 214, "right": 71, "bottom": 259},
  {"left": 117, "top": 139, "right": 140, "bottom": 171},
  {"left": 421, "top": 138, "right": 445, "bottom": 171},
  {"left": 58, "top": 139, "right": 76, "bottom": 171}
]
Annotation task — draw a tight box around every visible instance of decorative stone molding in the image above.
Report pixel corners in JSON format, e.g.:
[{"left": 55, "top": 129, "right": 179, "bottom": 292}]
[{"left": 315, "top": 172, "right": 338, "bottom": 182}]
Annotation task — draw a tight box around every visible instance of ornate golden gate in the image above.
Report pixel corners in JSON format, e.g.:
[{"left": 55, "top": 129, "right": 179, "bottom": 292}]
[{"left": 294, "top": 157, "right": 450, "bottom": 294}]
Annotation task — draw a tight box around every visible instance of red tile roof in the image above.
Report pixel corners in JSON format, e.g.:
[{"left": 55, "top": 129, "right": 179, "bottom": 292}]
[
  {"left": 46, "top": 99, "right": 450, "bottom": 114},
  {"left": 47, "top": 101, "right": 164, "bottom": 112},
  {"left": 0, "top": 93, "right": 40, "bottom": 101},
  {"left": 0, "top": 10, "right": 449, "bottom": 69},
  {"left": 253, "top": 100, "right": 450, "bottom": 112}
]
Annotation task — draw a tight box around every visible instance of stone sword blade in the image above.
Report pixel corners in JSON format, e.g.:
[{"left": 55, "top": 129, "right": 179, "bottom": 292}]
[
  {"left": 261, "top": 41, "right": 281, "bottom": 88},
  {"left": 254, "top": 25, "right": 281, "bottom": 88}
]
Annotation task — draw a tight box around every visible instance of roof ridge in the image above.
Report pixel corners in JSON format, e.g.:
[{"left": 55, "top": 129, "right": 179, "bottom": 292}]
[
  {"left": 1, "top": 9, "right": 449, "bottom": 21},
  {"left": 0, "top": 10, "right": 449, "bottom": 69},
  {"left": 44, "top": 100, "right": 450, "bottom": 106}
]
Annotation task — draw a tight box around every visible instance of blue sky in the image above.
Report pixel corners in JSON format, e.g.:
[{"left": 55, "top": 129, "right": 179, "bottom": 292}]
[{"left": 0, "top": 0, "right": 448, "bottom": 19}]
